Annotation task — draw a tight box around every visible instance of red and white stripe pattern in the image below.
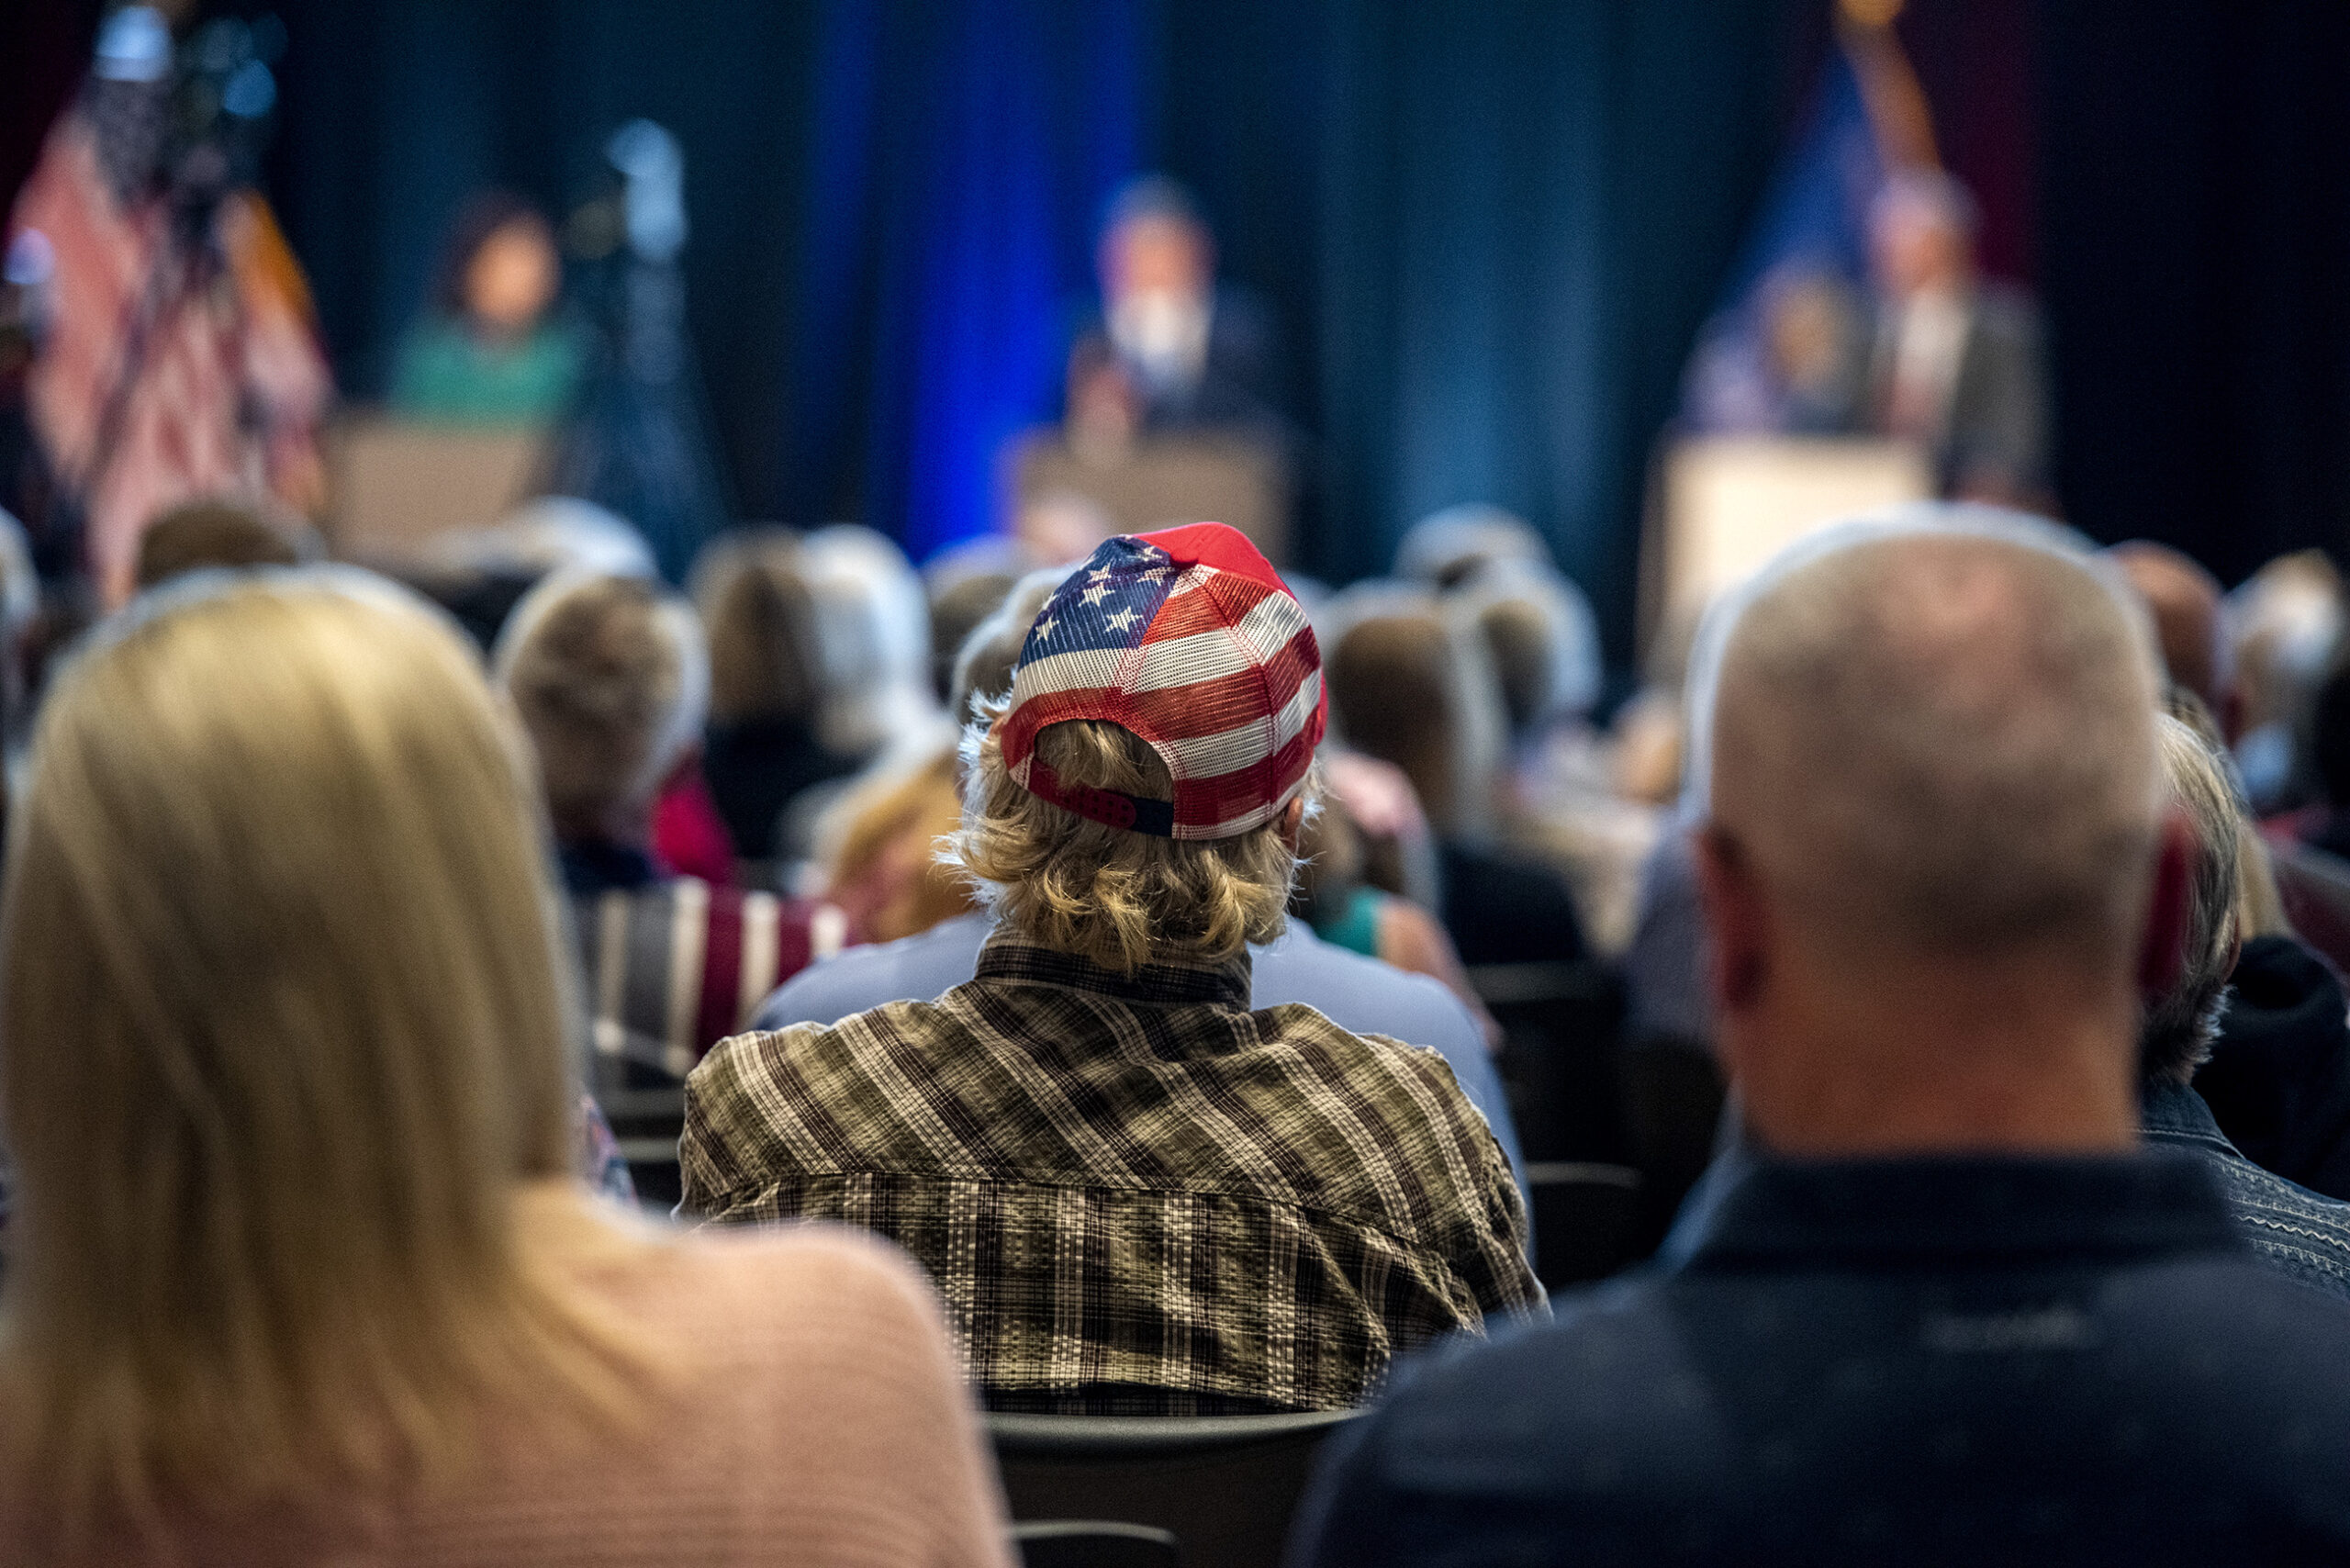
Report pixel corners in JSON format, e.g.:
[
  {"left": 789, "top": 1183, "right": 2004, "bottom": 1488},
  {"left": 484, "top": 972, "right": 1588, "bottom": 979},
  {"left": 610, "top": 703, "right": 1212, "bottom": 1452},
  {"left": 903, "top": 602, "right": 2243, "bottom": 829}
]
[
  {"left": 1000, "top": 522, "right": 1325, "bottom": 840},
  {"left": 13, "top": 115, "right": 330, "bottom": 606}
]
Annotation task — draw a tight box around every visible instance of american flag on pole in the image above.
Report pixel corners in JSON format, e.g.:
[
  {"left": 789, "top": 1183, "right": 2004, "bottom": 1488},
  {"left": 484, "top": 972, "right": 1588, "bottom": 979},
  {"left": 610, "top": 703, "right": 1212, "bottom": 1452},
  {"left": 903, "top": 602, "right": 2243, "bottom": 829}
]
[
  {"left": 10, "top": 110, "right": 330, "bottom": 607},
  {"left": 999, "top": 521, "right": 1324, "bottom": 840}
]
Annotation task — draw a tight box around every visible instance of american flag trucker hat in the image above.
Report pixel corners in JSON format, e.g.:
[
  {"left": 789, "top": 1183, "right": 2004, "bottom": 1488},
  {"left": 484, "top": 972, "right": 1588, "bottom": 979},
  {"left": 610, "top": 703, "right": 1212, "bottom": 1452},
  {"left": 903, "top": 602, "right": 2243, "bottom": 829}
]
[{"left": 998, "top": 522, "right": 1325, "bottom": 840}]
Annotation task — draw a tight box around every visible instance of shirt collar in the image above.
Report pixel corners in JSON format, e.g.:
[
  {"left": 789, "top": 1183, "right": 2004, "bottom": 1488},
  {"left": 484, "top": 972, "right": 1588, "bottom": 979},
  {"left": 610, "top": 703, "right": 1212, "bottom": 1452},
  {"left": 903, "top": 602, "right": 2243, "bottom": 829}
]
[
  {"left": 1681, "top": 1148, "right": 2240, "bottom": 1270},
  {"left": 974, "top": 932, "right": 1252, "bottom": 1010},
  {"left": 2141, "top": 1078, "right": 2235, "bottom": 1151}
]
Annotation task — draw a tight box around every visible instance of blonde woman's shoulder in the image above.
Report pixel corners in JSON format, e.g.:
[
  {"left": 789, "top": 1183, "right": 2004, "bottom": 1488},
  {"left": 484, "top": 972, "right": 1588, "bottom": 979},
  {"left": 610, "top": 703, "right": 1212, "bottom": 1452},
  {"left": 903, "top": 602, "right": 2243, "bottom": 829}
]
[
  {"left": 654, "top": 1222, "right": 1013, "bottom": 1568},
  {"left": 668, "top": 1218, "right": 946, "bottom": 1330}
]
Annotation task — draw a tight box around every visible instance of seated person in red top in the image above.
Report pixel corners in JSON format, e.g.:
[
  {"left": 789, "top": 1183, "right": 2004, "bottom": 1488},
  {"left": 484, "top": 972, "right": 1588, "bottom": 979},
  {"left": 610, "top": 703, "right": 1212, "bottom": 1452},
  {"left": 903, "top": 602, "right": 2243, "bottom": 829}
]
[{"left": 496, "top": 572, "right": 848, "bottom": 1085}]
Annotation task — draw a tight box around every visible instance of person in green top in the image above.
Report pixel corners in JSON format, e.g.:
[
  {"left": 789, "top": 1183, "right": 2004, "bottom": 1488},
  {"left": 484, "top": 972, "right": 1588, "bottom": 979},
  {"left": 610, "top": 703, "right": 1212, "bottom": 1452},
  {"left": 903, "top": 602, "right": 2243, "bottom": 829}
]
[{"left": 391, "top": 192, "right": 583, "bottom": 426}]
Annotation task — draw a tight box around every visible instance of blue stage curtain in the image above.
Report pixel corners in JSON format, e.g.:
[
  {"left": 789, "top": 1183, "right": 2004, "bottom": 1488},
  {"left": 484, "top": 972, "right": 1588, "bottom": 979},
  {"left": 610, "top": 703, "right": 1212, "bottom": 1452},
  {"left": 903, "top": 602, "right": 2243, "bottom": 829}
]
[
  {"left": 262, "top": 0, "right": 1796, "bottom": 654},
  {"left": 1309, "top": 1, "right": 1791, "bottom": 633}
]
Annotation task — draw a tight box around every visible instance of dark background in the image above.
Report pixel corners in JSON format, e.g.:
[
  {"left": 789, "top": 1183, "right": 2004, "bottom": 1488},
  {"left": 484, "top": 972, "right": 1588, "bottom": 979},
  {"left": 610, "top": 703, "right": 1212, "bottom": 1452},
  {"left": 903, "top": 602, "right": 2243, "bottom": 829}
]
[{"left": 6, "top": 0, "right": 2348, "bottom": 665}]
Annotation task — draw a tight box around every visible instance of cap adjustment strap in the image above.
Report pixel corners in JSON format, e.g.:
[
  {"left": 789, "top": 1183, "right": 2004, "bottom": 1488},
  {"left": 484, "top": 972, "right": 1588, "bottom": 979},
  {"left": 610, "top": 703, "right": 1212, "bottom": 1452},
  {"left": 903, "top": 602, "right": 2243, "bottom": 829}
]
[{"left": 1026, "top": 759, "right": 1177, "bottom": 838}]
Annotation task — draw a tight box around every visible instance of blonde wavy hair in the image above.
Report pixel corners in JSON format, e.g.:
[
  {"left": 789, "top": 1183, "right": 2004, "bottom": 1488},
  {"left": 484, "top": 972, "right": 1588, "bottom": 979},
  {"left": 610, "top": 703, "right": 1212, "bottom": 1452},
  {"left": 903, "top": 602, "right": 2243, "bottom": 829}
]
[
  {"left": 820, "top": 744, "right": 977, "bottom": 943},
  {"left": 946, "top": 697, "right": 1305, "bottom": 972},
  {"left": 0, "top": 573, "right": 653, "bottom": 1541}
]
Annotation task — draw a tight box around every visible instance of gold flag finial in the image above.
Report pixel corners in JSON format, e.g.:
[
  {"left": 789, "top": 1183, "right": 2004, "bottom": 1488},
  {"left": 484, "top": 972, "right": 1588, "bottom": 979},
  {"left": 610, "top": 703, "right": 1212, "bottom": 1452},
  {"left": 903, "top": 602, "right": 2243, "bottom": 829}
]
[{"left": 1840, "top": 0, "right": 1906, "bottom": 30}]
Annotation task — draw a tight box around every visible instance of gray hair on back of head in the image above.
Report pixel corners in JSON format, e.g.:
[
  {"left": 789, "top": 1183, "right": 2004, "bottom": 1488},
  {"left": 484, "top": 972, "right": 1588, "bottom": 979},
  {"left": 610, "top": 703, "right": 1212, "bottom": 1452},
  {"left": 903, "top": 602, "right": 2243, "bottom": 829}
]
[
  {"left": 1687, "top": 502, "right": 2165, "bottom": 962},
  {"left": 949, "top": 565, "right": 1077, "bottom": 723},
  {"left": 493, "top": 570, "right": 710, "bottom": 823}
]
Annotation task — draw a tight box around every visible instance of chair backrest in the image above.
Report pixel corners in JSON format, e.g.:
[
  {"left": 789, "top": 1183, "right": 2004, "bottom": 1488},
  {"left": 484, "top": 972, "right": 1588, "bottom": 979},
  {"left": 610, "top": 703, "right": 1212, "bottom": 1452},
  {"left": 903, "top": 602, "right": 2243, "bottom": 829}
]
[
  {"left": 989, "top": 1409, "right": 1359, "bottom": 1568},
  {"left": 1467, "top": 959, "right": 1627, "bottom": 1164},
  {"left": 592, "top": 1085, "right": 686, "bottom": 1209},
  {"left": 1617, "top": 1038, "right": 1729, "bottom": 1253},
  {"left": 1013, "top": 1521, "right": 1181, "bottom": 1568},
  {"left": 1523, "top": 1160, "right": 1645, "bottom": 1289}
]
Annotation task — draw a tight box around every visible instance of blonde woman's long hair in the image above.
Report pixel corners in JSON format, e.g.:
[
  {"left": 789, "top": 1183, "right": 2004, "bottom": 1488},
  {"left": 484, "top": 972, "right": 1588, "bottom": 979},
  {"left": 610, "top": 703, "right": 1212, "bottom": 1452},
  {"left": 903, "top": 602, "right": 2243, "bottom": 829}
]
[{"left": 0, "top": 572, "right": 647, "bottom": 1539}]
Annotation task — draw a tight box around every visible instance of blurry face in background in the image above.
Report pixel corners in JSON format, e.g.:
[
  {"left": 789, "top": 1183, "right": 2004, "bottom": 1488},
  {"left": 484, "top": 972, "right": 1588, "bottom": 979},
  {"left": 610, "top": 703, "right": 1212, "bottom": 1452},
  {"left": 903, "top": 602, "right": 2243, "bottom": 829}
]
[
  {"left": 1870, "top": 196, "right": 1971, "bottom": 300},
  {"left": 464, "top": 217, "right": 560, "bottom": 337},
  {"left": 1101, "top": 214, "right": 1212, "bottom": 307}
]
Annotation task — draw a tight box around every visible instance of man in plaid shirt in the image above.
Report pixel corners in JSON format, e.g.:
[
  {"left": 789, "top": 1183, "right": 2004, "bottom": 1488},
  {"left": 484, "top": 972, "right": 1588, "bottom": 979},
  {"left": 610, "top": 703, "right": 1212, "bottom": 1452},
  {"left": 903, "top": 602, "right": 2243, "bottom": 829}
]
[{"left": 683, "top": 524, "right": 1540, "bottom": 1414}]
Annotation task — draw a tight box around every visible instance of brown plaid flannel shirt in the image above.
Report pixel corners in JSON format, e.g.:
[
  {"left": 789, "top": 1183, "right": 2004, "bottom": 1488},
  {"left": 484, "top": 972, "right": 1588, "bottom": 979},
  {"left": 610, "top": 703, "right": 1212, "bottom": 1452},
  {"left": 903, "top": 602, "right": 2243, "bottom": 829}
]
[{"left": 680, "top": 935, "right": 1542, "bottom": 1414}]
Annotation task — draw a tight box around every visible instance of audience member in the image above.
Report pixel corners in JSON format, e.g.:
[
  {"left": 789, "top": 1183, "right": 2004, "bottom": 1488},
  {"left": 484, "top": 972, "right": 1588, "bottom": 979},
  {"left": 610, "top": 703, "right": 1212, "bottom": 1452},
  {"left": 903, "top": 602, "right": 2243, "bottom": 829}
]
[
  {"left": 1293, "top": 517, "right": 2350, "bottom": 1566},
  {"left": 692, "top": 529, "right": 862, "bottom": 862},
  {"left": 755, "top": 562, "right": 1528, "bottom": 1190},
  {"left": 2259, "top": 651, "right": 2350, "bottom": 977},
  {"left": 794, "top": 522, "right": 944, "bottom": 762},
  {"left": 2109, "top": 540, "right": 2232, "bottom": 723},
  {"left": 2138, "top": 683, "right": 2350, "bottom": 1197},
  {"left": 432, "top": 493, "right": 661, "bottom": 586},
  {"left": 1321, "top": 584, "right": 1588, "bottom": 967},
  {"left": 496, "top": 572, "right": 846, "bottom": 1083},
  {"left": 1317, "top": 747, "right": 1445, "bottom": 913},
  {"left": 1288, "top": 785, "right": 1494, "bottom": 1040},
  {"left": 1457, "top": 556, "right": 1660, "bottom": 954},
  {"left": 924, "top": 567, "right": 1015, "bottom": 706},
  {"left": 2141, "top": 713, "right": 2350, "bottom": 1296},
  {"left": 949, "top": 562, "right": 1075, "bottom": 718},
  {"left": 1455, "top": 559, "right": 1603, "bottom": 738},
  {"left": 794, "top": 566, "right": 1064, "bottom": 946},
  {"left": 392, "top": 191, "right": 583, "bottom": 426},
  {"left": 2224, "top": 547, "right": 2341, "bottom": 810},
  {"left": 0, "top": 570, "right": 1008, "bottom": 1565},
  {"left": 687, "top": 525, "right": 1539, "bottom": 1413},
  {"left": 2199, "top": 924, "right": 2350, "bottom": 1202},
  {"left": 1393, "top": 503, "right": 1550, "bottom": 589},
  {"left": 132, "top": 496, "right": 305, "bottom": 589},
  {"left": 810, "top": 745, "right": 974, "bottom": 944}
]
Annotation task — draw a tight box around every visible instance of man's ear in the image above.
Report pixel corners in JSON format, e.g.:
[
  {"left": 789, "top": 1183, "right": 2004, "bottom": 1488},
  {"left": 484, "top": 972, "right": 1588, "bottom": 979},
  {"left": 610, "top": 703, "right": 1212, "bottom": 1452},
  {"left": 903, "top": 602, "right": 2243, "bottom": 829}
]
[
  {"left": 1693, "top": 823, "right": 1769, "bottom": 1016},
  {"left": 2138, "top": 812, "right": 2192, "bottom": 1002},
  {"left": 1277, "top": 796, "right": 1306, "bottom": 855}
]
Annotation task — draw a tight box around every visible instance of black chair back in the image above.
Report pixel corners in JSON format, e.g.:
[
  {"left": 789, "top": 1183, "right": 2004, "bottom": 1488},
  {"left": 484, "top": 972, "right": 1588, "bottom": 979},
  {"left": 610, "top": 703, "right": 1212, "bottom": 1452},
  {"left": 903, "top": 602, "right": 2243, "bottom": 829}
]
[
  {"left": 1469, "top": 959, "right": 1628, "bottom": 1165},
  {"left": 1013, "top": 1521, "right": 1182, "bottom": 1568},
  {"left": 595, "top": 1085, "right": 686, "bottom": 1208},
  {"left": 1617, "top": 1038, "right": 1729, "bottom": 1251},
  {"left": 989, "top": 1409, "right": 1358, "bottom": 1568},
  {"left": 1523, "top": 1160, "right": 1644, "bottom": 1289}
]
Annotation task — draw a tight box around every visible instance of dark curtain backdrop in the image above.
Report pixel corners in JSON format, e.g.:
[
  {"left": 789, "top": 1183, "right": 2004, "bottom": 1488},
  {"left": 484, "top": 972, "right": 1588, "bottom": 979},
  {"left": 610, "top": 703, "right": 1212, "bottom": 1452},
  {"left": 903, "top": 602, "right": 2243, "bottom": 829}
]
[
  {"left": 2036, "top": 2, "right": 2350, "bottom": 584},
  {"left": 250, "top": 0, "right": 1807, "bottom": 658}
]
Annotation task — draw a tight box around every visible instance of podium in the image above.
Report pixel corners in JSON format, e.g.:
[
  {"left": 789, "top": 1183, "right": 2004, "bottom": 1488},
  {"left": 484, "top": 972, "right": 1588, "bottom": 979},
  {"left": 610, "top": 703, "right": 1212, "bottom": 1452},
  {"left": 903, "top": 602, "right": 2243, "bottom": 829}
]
[
  {"left": 1644, "top": 436, "right": 1931, "bottom": 655},
  {"left": 1007, "top": 430, "right": 1291, "bottom": 566},
  {"left": 323, "top": 412, "right": 551, "bottom": 562}
]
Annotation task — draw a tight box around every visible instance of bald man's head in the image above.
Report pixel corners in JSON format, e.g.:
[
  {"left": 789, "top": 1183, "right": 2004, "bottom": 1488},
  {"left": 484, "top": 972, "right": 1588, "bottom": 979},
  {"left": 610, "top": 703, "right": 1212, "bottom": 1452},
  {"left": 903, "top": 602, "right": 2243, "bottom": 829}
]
[
  {"left": 2109, "top": 541, "right": 2226, "bottom": 710},
  {"left": 1709, "top": 531, "right": 2165, "bottom": 969}
]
